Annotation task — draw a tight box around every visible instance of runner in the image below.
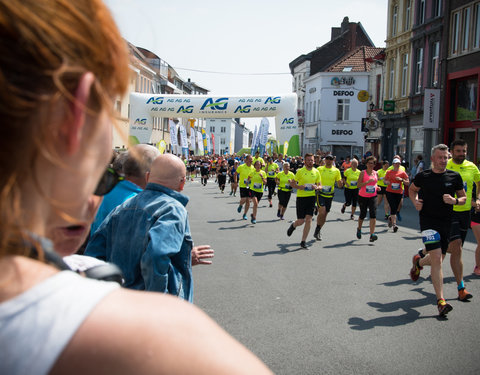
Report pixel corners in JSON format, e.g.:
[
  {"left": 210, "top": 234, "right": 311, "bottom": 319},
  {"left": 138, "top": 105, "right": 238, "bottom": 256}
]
[
  {"left": 247, "top": 161, "right": 267, "bottom": 224},
  {"left": 384, "top": 158, "right": 409, "bottom": 233},
  {"left": 188, "top": 157, "right": 196, "bottom": 181},
  {"left": 275, "top": 162, "right": 295, "bottom": 220},
  {"left": 341, "top": 158, "right": 360, "bottom": 220},
  {"left": 229, "top": 160, "right": 239, "bottom": 196},
  {"left": 236, "top": 155, "right": 254, "bottom": 220},
  {"left": 409, "top": 144, "right": 466, "bottom": 317},
  {"left": 200, "top": 157, "right": 210, "bottom": 186},
  {"left": 377, "top": 160, "right": 390, "bottom": 220},
  {"left": 313, "top": 154, "right": 343, "bottom": 241},
  {"left": 217, "top": 159, "right": 228, "bottom": 193},
  {"left": 265, "top": 157, "right": 279, "bottom": 208},
  {"left": 387, "top": 155, "right": 406, "bottom": 221},
  {"left": 287, "top": 153, "right": 322, "bottom": 249},
  {"left": 356, "top": 156, "right": 379, "bottom": 242},
  {"left": 252, "top": 151, "right": 265, "bottom": 168},
  {"left": 471, "top": 201, "right": 480, "bottom": 276}
]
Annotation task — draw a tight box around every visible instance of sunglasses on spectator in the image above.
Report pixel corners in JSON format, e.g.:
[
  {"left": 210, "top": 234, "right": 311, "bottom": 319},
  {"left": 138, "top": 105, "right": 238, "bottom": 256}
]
[{"left": 94, "top": 167, "right": 124, "bottom": 196}]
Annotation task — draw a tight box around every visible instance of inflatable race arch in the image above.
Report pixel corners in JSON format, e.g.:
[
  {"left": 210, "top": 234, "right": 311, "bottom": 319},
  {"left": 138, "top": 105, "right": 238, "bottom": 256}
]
[{"left": 129, "top": 93, "right": 300, "bottom": 155}]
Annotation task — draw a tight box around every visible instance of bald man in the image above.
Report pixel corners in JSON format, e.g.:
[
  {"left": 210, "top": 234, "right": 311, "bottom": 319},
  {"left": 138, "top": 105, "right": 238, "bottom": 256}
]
[{"left": 85, "top": 154, "right": 213, "bottom": 302}]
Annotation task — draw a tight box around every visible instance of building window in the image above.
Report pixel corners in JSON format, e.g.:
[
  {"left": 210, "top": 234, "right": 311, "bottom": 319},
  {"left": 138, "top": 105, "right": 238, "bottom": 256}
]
[
  {"left": 336, "top": 99, "right": 350, "bottom": 121},
  {"left": 434, "top": 0, "right": 442, "bottom": 18},
  {"left": 452, "top": 11, "right": 460, "bottom": 55},
  {"left": 220, "top": 138, "right": 226, "bottom": 145},
  {"left": 313, "top": 101, "right": 316, "bottom": 121},
  {"left": 401, "top": 54, "right": 409, "bottom": 97},
  {"left": 392, "top": 5, "right": 398, "bottom": 37},
  {"left": 463, "top": 7, "right": 471, "bottom": 51},
  {"left": 405, "top": 0, "right": 411, "bottom": 31},
  {"left": 431, "top": 41, "right": 440, "bottom": 87},
  {"left": 305, "top": 102, "right": 309, "bottom": 123},
  {"left": 163, "top": 118, "right": 168, "bottom": 131},
  {"left": 220, "top": 126, "right": 226, "bottom": 133},
  {"left": 210, "top": 126, "right": 215, "bottom": 133},
  {"left": 418, "top": 0, "right": 425, "bottom": 24},
  {"left": 415, "top": 48, "right": 423, "bottom": 94},
  {"left": 389, "top": 58, "right": 395, "bottom": 99},
  {"left": 317, "top": 99, "right": 321, "bottom": 121},
  {"left": 475, "top": 3, "right": 480, "bottom": 49},
  {"left": 454, "top": 77, "right": 478, "bottom": 121}
]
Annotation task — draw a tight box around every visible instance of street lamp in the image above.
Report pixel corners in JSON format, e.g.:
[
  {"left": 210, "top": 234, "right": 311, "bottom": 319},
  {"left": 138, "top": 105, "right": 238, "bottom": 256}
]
[{"left": 369, "top": 102, "right": 375, "bottom": 112}]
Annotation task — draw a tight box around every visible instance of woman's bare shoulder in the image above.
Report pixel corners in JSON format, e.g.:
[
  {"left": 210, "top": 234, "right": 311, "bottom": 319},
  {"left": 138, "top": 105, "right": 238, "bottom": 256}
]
[{"left": 51, "top": 288, "right": 273, "bottom": 375}]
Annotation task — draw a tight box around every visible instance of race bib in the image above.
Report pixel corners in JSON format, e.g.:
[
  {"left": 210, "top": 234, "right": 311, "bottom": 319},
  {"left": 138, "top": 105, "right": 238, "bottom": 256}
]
[
  {"left": 391, "top": 183, "right": 400, "bottom": 190},
  {"left": 244, "top": 179, "right": 249, "bottom": 185},
  {"left": 222, "top": 172, "right": 227, "bottom": 175},
  {"left": 304, "top": 184, "right": 314, "bottom": 191},
  {"left": 379, "top": 177, "right": 384, "bottom": 181},
  {"left": 350, "top": 181, "right": 357, "bottom": 187},
  {"left": 253, "top": 183, "right": 262, "bottom": 189},
  {"left": 322, "top": 186, "right": 332, "bottom": 193},
  {"left": 284, "top": 184, "right": 291, "bottom": 190},
  {"left": 366, "top": 185, "right": 375, "bottom": 193},
  {"left": 268, "top": 171, "right": 275, "bottom": 176},
  {"left": 421, "top": 229, "right": 441, "bottom": 244}
]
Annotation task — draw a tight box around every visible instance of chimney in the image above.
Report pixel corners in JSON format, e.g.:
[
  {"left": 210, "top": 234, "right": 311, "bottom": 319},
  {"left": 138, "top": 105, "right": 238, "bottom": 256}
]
[{"left": 341, "top": 16, "right": 350, "bottom": 33}]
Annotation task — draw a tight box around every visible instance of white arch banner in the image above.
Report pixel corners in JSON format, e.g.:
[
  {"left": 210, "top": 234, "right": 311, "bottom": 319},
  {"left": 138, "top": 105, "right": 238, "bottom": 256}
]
[{"left": 129, "top": 93, "right": 300, "bottom": 155}]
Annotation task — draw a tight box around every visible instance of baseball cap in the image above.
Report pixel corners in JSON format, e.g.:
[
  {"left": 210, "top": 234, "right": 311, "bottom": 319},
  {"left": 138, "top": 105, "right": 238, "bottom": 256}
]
[{"left": 392, "top": 158, "right": 401, "bottom": 164}]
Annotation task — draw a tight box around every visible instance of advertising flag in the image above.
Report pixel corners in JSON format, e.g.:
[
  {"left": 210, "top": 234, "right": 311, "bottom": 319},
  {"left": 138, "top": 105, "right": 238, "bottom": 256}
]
[
  {"left": 284, "top": 141, "right": 289, "bottom": 156},
  {"left": 250, "top": 125, "right": 258, "bottom": 154},
  {"left": 169, "top": 120, "right": 178, "bottom": 146}
]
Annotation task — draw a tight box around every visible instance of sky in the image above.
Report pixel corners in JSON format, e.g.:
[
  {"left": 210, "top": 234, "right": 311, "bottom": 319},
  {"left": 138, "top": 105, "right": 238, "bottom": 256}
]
[{"left": 104, "top": 0, "right": 388, "bottom": 133}]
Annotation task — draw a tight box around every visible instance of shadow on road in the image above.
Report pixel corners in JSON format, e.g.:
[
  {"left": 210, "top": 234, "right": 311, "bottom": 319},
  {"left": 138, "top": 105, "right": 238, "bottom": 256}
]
[{"left": 252, "top": 241, "right": 314, "bottom": 256}]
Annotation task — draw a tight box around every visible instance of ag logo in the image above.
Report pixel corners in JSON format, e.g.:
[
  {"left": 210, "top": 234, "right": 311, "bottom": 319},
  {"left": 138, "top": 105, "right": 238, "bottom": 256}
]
[
  {"left": 201, "top": 97, "right": 229, "bottom": 110},
  {"left": 282, "top": 118, "right": 294, "bottom": 124},
  {"left": 264, "top": 96, "right": 281, "bottom": 104},
  {"left": 146, "top": 97, "right": 164, "bottom": 105},
  {"left": 134, "top": 118, "right": 147, "bottom": 125},
  {"left": 177, "top": 105, "right": 194, "bottom": 114},
  {"left": 234, "top": 105, "right": 251, "bottom": 113}
]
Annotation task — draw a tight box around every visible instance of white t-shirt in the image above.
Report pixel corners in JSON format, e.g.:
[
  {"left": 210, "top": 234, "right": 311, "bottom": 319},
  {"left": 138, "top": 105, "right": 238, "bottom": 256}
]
[{"left": 0, "top": 271, "right": 119, "bottom": 375}]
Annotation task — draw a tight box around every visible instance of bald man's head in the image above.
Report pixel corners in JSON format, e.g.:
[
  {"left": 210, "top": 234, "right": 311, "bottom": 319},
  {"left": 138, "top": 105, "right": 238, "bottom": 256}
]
[{"left": 148, "top": 154, "right": 186, "bottom": 192}]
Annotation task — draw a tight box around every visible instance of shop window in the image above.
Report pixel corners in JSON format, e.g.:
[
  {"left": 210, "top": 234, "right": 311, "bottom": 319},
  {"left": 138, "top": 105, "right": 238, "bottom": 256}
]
[{"left": 455, "top": 77, "right": 478, "bottom": 121}]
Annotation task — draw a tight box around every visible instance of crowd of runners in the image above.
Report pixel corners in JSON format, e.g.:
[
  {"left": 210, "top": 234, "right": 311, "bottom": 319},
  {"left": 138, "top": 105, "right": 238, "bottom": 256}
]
[{"left": 184, "top": 140, "right": 480, "bottom": 317}]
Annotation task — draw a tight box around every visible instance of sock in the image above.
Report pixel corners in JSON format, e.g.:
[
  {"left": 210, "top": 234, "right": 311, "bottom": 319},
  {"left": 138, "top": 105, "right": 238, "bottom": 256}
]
[
  {"left": 458, "top": 280, "right": 465, "bottom": 291},
  {"left": 418, "top": 249, "right": 425, "bottom": 258}
]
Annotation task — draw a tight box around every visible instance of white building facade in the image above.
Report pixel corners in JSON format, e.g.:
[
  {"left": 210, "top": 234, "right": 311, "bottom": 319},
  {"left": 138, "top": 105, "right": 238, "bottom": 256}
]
[
  {"left": 304, "top": 72, "right": 369, "bottom": 159},
  {"left": 206, "top": 118, "right": 236, "bottom": 155}
]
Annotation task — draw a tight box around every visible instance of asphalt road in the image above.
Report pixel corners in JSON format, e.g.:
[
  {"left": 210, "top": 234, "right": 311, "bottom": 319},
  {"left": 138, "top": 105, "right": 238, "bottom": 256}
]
[{"left": 186, "top": 179, "right": 480, "bottom": 375}]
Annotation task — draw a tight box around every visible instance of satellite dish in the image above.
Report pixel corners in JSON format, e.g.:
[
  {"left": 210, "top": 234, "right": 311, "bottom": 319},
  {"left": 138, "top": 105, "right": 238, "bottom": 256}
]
[{"left": 367, "top": 118, "right": 379, "bottom": 130}]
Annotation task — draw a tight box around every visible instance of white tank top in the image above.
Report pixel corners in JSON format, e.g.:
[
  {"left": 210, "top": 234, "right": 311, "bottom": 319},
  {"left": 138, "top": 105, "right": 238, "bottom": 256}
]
[{"left": 0, "top": 271, "right": 119, "bottom": 375}]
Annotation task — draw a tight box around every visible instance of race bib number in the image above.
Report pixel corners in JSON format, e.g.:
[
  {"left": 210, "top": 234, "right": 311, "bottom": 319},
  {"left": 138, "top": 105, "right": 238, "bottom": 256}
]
[
  {"left": 350, "top": 181, "right": 357, "bottom": 187},
  {"left": 391, "top": 183, "right": 400, "bottom": 190},
  {"left": 322, "top": 186, "right": 332, "bottom": 193},
  {"left": 268, "top": 171, "right": 275, "bottom": 177},
  {"left": 304, "top": 184, "right": 314, "bottom": 191},
  {"left": 284, "top": 184, "right": 291, "bottom": 190},
  {"left": 253, "top": 183, "right": 262, "bottom": 189},
  {"left": 421, "top": 229, "right": 441, "bottom": 244},
  {"left": 366, "top": 185, "right": 375, "bottom": 193}
]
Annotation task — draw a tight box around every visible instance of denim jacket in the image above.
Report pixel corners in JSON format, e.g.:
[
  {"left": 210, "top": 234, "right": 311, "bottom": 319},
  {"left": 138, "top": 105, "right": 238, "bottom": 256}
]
[{"left": 85, "top": 183, "right": 193, "bottom": 302}]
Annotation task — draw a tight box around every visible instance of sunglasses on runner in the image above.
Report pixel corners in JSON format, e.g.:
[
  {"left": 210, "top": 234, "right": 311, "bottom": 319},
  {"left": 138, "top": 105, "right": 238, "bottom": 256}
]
[{"left": 94, "top": 167, "right": 124, "bottom": 196}]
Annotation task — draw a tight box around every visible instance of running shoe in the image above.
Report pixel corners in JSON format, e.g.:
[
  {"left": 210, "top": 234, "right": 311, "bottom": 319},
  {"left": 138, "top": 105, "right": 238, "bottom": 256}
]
[
  {"left": 269, "top": 203, "right": 273, "bottom": 208},
  {"left": 287, "top": 223, "right": 295, "bottom": 237},
  {"left": 277, "top": 210, "right": 281, "bottom": 217},
  {"left": 369, "top": 233, "right": 378, "bottom": 242},
  {"left": 458, "top": 288, "right": 473, "bottom": 301},
  {"left": 237, "top": 205, "right": 242, "bottom": 213},
  {"left": 300, "top": 241, "right": 309, "bottom": 249},
  {"left": 229, "top": 191, "right": 233, "bottom": 196},
  {"left": 251, "top": 215, "right": 256, "bottom": 224},
  {"left": 437, "top": 298, "right": 453, "bottom": 317},
  {"left": 242, "top": 214, "right": 247, "bottom": 220},
  {"left": 341, "top": 204, "right": 346, "bottom": 214},
  {"left": 280, "top": 215, "right": 284, "bottom": 220},
  {"left": 397, "top": 212, "right": 402, "bottom": 221},
  {"left": 313, "top": 227, "right": 322, "bottom": 241},
  {"left": 385, "top": 214, "right": 389, "bottom": 220},
  {"left": 356, "top": 228, "right": 361, "bottom": 239},
  {"left": 350, "top": 214, "right": 355, "bottom": 220},
  {"left": 393, "top": 225, "right": 398, "bottom": 233},
  {"left": 474, "top": 266, "right": 480, "bottom": 276},
  {"left": 410, "top": 254, "right": 423, "bottom": 282}
]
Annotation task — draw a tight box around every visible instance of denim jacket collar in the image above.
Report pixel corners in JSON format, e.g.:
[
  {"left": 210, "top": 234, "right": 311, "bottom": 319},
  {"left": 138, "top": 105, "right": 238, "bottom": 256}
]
[{"left": 145, "top": 183, "right": 189, "bottom": 207}]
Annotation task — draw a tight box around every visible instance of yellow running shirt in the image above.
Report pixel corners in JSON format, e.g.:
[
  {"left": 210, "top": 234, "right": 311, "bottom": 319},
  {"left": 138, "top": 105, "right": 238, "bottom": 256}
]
[
  {"left": 295, "top": 167, "right": 321, "bottom": 197},
  {"left": 344, "top": 168, "right": 361, "bottom": 189},
  {"left": 248, "top": 170, "right": 267, "bottom": 193},
  {"left": 237, "top": 163, "right": 255, "bottom": 188},
  {"left": 317, "top": 166, "right": 341, "bottom": 197},
  {"left": 252, "top": 156, "right": 265, "bottom": 167},
  {"left": 266, "top": 162, "right": 279, "bottom": 178},
  {"left": 277, "top": 171, "right": 295, "bottom": 192},
  {"left": 447, "top": 159, "right": 480, "bottom": 212},
  {"left": 377, "top": 168, "right": 388, "bottom": 187}
]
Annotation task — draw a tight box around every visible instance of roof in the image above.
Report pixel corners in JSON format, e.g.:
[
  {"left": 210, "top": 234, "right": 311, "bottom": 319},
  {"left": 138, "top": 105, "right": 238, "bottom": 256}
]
[{"left": 326, "top": 47, "right": 385, "bottom": 72}]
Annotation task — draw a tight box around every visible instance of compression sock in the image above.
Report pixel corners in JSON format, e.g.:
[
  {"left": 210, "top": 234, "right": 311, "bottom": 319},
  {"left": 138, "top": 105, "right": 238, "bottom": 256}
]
[{"left": 458, "top": 280, "right": 465, "bottom": 291}]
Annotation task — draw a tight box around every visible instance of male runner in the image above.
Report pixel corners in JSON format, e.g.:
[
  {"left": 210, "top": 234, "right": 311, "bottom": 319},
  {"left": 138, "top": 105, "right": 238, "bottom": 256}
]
[
  {"left": 414, "top": 139, "right": 478, "bottom": 301},
  {"left": 409, "top": 144, "right": 466, "bottom": 317},
  {"left": 236, "top": 155, "right": 254, "bottom": 220},
  {"left": 287, "top": 153, "right": 322, "bottom": 249},
  {"left": 313, "top": 154, "right": 343, "bottom": 240}
]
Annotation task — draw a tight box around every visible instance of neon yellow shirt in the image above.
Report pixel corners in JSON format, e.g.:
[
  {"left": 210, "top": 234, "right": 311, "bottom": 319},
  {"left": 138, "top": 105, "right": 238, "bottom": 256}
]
[
  {"left": 295, "top": 167, "right": 321, "bottom": 197},
  {"left": 447, "top": 159, "right": 480, "bottom": 212},
  {"left": 237, "top": 163, "right": 254, "bottom": 188},
  {"left": 344, "top": 168, "right": 361, "bottom": 189},
  {"left": 276, "top": 171, "right": 295, "bottom": 191},
  {"left": 248, "top": 170, "right": 267, "bottom": 193},
  {"left": 377, "top": 168, "right": 388, "bottom": 187},
  {"left": 252, "top": 156, "right": 265, "bottom": 167},
  {"left": 317, "top": 166, "right": 341, "bottom": 196},
  {"left": 266, "top": 163, "right": 279, "bottom": 178},
  {"left": 387, "top": 165, "right": 406, "bottom": 172}
]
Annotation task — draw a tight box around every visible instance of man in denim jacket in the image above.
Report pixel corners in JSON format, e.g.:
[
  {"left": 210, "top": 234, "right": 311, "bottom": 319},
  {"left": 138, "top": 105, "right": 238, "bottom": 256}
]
[{"left": 86, "top": 154, "right": 211, "bottom": 302}]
